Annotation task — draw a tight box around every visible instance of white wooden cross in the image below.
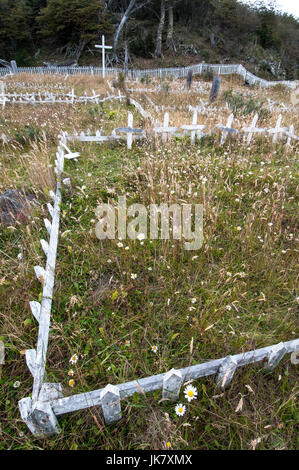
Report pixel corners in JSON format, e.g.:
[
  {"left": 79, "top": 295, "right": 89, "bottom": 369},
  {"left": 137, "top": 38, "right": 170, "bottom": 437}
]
[
  {"left": 95, "top": 35, "right": 112, "bottom": 78},
  {"left": 268, "top": 114, "right": 288, "bottom": 143},
  {"left": 153, "top": 112, "right": 178, "bottom": 143},
  {"left": 115, "top": 112, "right": 144, "bottom": 149},
  {"left": 242, "top": 113, "right": 265, "bottom": 144},
  {"left": 181, "top": 110, "right": 206, "bottom": 144},
  {"left": 284, "top": 125, "right": 299, "bottom": 147},
  {"left": 217, "top": 113, "right": 238, "bottom": 145}
]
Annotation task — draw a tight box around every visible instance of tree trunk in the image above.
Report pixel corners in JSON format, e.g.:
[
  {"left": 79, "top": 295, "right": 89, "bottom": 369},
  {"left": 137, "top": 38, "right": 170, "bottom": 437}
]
[
  {"left": 113, "top": 0, "right": 137, "bottom": 56},
  {"left": 166, "top": 1, "right": 174, "bottom": 49},
  {"left": 155, "top": 0, "right": 166, "bottom": 58}
]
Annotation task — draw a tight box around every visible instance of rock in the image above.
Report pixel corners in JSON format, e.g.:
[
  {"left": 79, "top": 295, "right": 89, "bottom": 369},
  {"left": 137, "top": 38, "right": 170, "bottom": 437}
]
[{"left": 0, "top": 189, "right": 36, "bottom": 226}]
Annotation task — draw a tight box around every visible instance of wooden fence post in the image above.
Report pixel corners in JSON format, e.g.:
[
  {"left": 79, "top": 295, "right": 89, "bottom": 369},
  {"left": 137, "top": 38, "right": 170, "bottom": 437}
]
[
  {"left": 101, "top": 384, "right": 122, "bottom": 425},
  {"left": 162, "top": 368, "right": 183, "bottom": 401},
  {"left": 265, "top": 342, "right": 287, "bottom": 371},
  {"left": 216, "top": 356, "right": 238, "bottom": 388}
]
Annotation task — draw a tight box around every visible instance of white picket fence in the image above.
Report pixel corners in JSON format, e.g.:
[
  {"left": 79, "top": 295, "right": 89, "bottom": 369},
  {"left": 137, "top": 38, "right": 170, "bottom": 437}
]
[
  {"left": 0, "top": 89, "right": 125, "bottom": 108},
  {"left": 0, "top": 62, "right": 297, "bottom": 89},
  {"left": 16, "top": 119, "right": 299, "bottom": 437}
]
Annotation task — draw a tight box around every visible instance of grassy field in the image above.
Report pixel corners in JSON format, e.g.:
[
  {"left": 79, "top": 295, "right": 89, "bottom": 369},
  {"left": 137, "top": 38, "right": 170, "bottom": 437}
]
[{"left": 0, "top": 73, "right": 298, "bottom": 450}]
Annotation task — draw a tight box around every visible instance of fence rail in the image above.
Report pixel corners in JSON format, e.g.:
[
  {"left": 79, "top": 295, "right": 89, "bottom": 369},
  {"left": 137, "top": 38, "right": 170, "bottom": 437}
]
[{"left": 1, "top": 63, "right": 297, "bottom": 88}]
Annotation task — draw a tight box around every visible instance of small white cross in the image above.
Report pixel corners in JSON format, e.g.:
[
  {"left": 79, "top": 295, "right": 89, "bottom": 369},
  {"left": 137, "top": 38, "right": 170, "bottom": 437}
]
[
  {"left": 285, "top": 124, "right": 298, "bottom": 146},
  {"left": 95, "top": 35, "right": 112, "bottom": 78},
  {"left": 181, "top": 110, "right": 206, "bottom": 144},
  {"left": 217, "top": 113, "right": 238, "bottom": 145},
  {"left": 242, "top": 113, "right": 265, "bottom": 143},
  {"left": 268, "top": 114, "right": 288, "bottom": 143},
  {"left": 153, "top": 112, "right": 178, "bottom": 143},
  {"left": 115, "top": 112, "right": 144, "bottom": 149}
]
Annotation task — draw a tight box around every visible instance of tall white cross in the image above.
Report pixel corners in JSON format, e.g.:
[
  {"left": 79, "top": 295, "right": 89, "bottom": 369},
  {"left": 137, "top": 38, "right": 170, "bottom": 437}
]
[{"left": 95, "top": 35, "right": 112, "bottom": 78}]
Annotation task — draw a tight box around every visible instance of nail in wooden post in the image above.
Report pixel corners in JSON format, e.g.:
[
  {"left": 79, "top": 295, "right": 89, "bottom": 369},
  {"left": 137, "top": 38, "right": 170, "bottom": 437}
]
[
  {"left": 100, "top": 384, "right": 122, "bottom": 424},
  {"left": 216, "top": 355, "right": 237, "bottom": 388},
  {"left": 162, "top": 368, "right": 183, "bottom": 401}
]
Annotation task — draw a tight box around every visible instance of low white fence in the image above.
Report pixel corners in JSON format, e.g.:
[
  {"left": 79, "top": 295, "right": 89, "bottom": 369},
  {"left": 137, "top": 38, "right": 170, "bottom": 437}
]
[
  {"left": 15, "top": 118, "right": 298, "bottom": 437},
  {"left": 0, "top": 89, "right": 124, "bottom": 108},
  {"left": 0, "top": 62, "right": 297, "bottom": 88}
]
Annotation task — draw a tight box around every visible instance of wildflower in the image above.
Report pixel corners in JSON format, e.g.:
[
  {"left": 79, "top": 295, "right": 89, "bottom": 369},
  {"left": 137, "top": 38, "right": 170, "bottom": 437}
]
[
  {"left": 175, "top": 403, "right": 186, "bottom": 416},
  {"left": 125, "top": 246, "right": 130, "bottom": 250},
  {"left": 148, "top": 267, "right": 152, "bottom": 271},
  {"left": 166, "top": 441, "right": 171, "bottom": 449},
  {"left": 189, "top": 306, "right": 196, "bottom": 311},
  {"left": 152, "top": 345, "right": 158, "bottom": 353},
  {"left": 236, "top": 226, "right": 242, "bottom": 231},
  {"left": 184, "top": 385, "right": 198, "bottom": 402},
  {"left": 69, "top": 353, "right": 78, "bottom": 364},
  {"left": 226, "top": 305, "right": 232, "bottom": 311},
  {"left": 239, "top": 272, "right": 246, "bottom": 278},
  {"left": 192, "top": 255, "right": 198, "bottom": 261},
  {"left": 117, "top": 242, "right": 123, "bottom": 248},
  {"left": 13, "top": 381, "right": 21, "bottom": 388},
  {"left": 191, "top": 298, "right": 197, "bottom": 304},
  {"left": 226, "top": 271, "right": 232, "bottom": 277},
  {"left": 17, "top": 252, "right": 23, "bottom": 260},
  {"left": 131, "top": 273, "right": 137, "bottom": 279},
  {"left": 137, "top": 233, "right": 146, "bottom": 241},
  {"left": 68, "top": 369, "right": 74, "bottom": 376},
  {"left": 68, "top": 379, "right": 75, "bottom": 387}
]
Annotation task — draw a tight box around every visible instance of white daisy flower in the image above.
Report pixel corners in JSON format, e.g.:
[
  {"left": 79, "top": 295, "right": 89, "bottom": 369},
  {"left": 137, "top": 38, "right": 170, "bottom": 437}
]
[
  {"left": 151, "top": 345, "right": 158, "bottom": 353},
  {"left": 117, "top": 242, "right": 123, "bottom": 248},
  {"left": 137, "top": 233, "right": 145, "bottom": 241},
  {"left": 69, "top": 353, "right": 78, "bottom": 364},
  {"left": 184, "top": 385, "right": 198, "bottom": 402},
  {"left": 175, "top": 403, "right": 186, "bottom": 416},
  {"left": 13, "top": 381, "right": 21, "bottom": 388},
  {"left": 191, "top": 298, "right": 197, "bottom": 304},
  {"left": 226, "top": 305, "right": 232, "bottom": 311},
  {"left": 131, "top": 273, "right": 137, "bottom": 279}
]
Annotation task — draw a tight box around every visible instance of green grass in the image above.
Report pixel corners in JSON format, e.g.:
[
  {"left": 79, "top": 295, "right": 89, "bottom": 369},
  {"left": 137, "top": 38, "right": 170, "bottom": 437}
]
[{"left": 0, "top": 94, "right": 298, "bottom": 450}]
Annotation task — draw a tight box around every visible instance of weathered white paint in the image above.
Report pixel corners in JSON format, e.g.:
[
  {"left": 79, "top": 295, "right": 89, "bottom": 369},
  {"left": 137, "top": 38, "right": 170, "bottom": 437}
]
[
  {"left": 162, "top": 368, "right": 183, "bottom": 401},
  {"left": 95, "top": 35, "right": 112, "bottom": 78},
  {"left": 100, "top": 384, "right": 122, "bottom": 424}
]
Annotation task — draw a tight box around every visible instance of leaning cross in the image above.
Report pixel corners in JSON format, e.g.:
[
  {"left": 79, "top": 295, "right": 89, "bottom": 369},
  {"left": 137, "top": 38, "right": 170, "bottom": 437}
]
[
  {"left": 268, "top": 114, "right": 288, "bottom": 143},
  {"left": 217, "top": 113, "right": 238, "bottom": 145},
  {"left": 95, "top": 35, "right": 112, "bottom": 78},
  {"left": 242, "top": 113, "right": 265, "bottom": 144}
]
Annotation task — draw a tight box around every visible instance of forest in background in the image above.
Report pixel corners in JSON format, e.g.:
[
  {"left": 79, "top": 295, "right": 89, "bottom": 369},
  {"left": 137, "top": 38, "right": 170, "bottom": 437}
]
[{"left": 0, "top": 0, "right": 298, "bottom": 79}]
